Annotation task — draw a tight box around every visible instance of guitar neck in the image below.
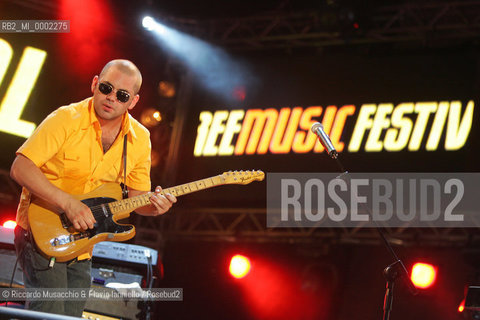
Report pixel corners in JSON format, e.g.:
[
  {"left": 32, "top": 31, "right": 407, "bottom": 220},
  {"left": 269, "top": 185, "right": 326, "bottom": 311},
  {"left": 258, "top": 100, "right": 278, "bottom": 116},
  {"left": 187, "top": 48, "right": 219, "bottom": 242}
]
[{"left": 108, "top": 175, "right": 226, "bottom": 215}]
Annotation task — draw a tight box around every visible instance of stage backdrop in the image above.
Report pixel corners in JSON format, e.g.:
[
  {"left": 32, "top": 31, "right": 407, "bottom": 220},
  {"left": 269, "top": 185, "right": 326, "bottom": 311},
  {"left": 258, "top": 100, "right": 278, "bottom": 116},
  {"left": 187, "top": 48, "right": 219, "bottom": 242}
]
[{"left": 175, "top": 49, "right": 480, "bottom": 208}]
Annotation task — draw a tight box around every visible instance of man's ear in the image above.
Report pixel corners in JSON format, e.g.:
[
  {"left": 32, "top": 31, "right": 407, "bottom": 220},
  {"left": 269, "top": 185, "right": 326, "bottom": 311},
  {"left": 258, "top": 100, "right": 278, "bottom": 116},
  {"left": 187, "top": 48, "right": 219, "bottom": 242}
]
[
  {"left": 128, "top": 94, "right": 140, "bottom": 111},
  {"left": 91, "top": 75, "right": 99, "bottom": 94}
]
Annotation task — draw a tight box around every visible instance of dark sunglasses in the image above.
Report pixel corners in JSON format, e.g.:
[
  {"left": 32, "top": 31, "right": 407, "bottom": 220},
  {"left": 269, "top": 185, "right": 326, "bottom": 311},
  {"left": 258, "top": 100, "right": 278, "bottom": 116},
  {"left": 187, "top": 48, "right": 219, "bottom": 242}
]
[{"left": 98, "top": 82, "right": 131, "bottom": 103}]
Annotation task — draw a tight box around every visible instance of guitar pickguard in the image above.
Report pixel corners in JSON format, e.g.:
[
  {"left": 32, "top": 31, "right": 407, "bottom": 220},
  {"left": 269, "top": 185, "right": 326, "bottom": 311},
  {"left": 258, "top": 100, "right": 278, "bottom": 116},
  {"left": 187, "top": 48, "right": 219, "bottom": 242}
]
[
  {"left": 50, "top": 197, "right": 134, "bottom": 247},
  {"left": 82, "top": 197, "right": 134, "bottom": 235}
]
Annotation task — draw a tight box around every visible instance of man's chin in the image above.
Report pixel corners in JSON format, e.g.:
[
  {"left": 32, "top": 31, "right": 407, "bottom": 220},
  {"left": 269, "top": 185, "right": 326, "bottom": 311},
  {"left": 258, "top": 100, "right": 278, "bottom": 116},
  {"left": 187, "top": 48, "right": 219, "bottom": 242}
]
[{"left": 95, "top": 110, "right": 111, "bottom": 120}]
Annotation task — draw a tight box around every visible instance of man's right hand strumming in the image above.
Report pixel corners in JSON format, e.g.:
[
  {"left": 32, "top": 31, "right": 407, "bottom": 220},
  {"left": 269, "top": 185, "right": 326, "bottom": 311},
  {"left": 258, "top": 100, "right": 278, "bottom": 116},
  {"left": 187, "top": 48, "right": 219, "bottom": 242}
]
[{"left": 62, "top": 197, "right": 96, "bottom": 231}]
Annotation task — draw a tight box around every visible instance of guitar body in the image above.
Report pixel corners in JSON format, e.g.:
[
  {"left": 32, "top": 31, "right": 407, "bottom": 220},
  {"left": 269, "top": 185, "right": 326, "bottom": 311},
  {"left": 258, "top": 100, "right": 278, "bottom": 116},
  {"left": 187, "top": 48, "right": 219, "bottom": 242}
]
[
  {"left": 28, "top": 183, "right": 135, "bottom": 262},
  {"left": 26, "top": 170, "right": 265, "bottom": 262}
]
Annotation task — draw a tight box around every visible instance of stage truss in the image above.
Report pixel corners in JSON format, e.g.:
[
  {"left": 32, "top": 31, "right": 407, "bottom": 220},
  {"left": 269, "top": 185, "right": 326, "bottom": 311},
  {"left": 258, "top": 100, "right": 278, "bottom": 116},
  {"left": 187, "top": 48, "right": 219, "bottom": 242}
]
[
  {"left": 133, "top": 208, "right": 480, "bottom": 249},
  {"left": 159, "top": 1, "right": 480, "bottom": 51},
  {"left": 11, "top": 0, "right": 480, "bottom": 51}
]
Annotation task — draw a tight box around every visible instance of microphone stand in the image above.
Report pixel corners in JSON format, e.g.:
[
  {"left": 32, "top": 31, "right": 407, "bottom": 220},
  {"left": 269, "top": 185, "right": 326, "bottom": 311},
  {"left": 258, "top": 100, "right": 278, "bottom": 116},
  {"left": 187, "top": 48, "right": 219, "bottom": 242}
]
[{"left": 329, "top": 151, "right": 418, "bottom": 320}]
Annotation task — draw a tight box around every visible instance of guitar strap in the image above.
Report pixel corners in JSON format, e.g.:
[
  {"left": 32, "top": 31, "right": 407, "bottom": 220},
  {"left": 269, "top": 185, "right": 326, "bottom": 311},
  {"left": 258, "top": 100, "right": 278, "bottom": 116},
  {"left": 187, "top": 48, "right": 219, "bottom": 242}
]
[{"left": 122, "top": 134, "right": 128, "bottom": 198}]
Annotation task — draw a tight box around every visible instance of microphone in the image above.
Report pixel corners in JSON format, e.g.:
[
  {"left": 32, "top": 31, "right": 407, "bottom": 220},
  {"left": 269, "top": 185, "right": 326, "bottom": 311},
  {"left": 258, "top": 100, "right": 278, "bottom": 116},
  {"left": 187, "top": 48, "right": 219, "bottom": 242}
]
[{"left": 311, "top": 122, "right": 338, "bottom": 159}]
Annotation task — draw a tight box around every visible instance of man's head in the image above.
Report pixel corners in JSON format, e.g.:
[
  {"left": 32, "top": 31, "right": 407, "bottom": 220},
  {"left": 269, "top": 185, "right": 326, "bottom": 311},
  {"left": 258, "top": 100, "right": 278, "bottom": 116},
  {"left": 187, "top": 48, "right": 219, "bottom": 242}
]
[{"left": 91, "top": 59, "right": 143, "bottom": 125}]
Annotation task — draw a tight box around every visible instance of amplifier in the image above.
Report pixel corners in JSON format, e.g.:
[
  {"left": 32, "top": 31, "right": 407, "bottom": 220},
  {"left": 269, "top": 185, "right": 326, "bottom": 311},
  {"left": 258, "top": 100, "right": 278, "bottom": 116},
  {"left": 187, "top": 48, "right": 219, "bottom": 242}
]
[
  {"left": 92, "top": 242, "right": 158, "bottom": 268},
  {"left": 83, "top": 288, "right": 140, "bottom": 320},
  {"left": 90, "top": 267, "right": 142, "bottom": 287},
  {"left": 88, "top": 242, "right": 159, "bottom": 319},
  {"left": 85, "top": 267, "right": 143, "bottom": 320}
]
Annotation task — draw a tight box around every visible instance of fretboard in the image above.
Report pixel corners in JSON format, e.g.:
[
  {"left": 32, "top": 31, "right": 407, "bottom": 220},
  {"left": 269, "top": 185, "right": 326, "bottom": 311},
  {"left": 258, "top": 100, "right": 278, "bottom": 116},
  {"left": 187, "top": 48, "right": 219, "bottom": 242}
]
[{"left": 108, "top": 175, "right": 226, "bottom": 214}]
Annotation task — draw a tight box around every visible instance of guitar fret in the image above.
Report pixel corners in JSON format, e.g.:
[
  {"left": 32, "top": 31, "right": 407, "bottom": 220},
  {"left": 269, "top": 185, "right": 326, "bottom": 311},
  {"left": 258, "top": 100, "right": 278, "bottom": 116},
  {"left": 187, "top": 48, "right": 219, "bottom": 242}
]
[
  {"left": 146, "top": 193, "right": 152, "bottom": 202},
  {"left": 209, "top": 177, "right": 216, "bottom": 187},
  {"left": 203, "top": 178, "right": 212, "bottom": 188},
  {"left": 196, "top": 180, "right": 206, "bottom": 190}
]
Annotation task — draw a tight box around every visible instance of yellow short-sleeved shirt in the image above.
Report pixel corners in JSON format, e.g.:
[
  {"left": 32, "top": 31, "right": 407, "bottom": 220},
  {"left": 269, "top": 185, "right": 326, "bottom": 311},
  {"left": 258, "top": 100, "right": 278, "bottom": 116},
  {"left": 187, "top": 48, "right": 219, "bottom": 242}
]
[{"left": 15, "top": 97, "right": 152, "bottom": 230}]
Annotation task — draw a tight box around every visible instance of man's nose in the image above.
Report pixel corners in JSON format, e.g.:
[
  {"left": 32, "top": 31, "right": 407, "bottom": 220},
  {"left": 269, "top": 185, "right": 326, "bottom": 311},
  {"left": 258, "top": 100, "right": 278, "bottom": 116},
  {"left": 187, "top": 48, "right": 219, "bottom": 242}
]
[{"left": 106, "top": 90, "right": 116, "bottom": 101}]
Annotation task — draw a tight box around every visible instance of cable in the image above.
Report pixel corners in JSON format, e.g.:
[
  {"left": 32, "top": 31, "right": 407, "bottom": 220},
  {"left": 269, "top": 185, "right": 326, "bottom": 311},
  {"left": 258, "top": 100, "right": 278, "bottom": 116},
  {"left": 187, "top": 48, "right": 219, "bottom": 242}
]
[
  {"left": 6, "top": 226, "right": 28, "bottom": 308},
  {"left": 143, "top": 249, "right": 153, "bottom": 320}
]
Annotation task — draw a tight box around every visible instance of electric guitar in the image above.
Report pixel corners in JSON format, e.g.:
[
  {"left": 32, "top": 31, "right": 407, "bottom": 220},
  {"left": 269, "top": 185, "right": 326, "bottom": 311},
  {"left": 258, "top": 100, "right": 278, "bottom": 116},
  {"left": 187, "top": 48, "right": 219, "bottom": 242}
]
[{"left": 28, "top": 170, "right": 265, "bottom": 262}]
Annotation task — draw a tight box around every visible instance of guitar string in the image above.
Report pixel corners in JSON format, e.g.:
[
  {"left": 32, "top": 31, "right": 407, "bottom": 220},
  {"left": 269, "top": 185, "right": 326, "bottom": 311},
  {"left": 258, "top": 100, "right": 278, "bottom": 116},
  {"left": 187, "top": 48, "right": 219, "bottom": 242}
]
[
  {"left": 75, "top": 175, "right": 233, "bottom": 223},
  {"left": 64, "top": 174, "right": 255, "bottom": 228}
]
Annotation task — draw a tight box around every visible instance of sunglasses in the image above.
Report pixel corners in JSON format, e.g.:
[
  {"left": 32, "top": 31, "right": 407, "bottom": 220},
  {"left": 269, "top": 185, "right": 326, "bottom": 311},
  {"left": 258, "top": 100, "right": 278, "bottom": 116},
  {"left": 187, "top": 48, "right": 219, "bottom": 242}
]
[{"left": 98, "top": 82, "right": 131, "bottom": 103}]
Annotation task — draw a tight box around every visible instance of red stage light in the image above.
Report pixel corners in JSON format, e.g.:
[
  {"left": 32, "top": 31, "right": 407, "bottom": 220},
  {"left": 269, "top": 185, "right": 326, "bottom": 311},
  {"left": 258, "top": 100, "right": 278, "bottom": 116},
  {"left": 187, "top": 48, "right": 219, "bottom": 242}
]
[
  {"left": 458, "top": 299, "right": 465, "bottom": 313},
  {"left": 2, "top": 220, "right": 16, "bottom": 229},
  {"left": 411, "top": 262, "right": 437, "bottom": 289},
  {"left": 58, "top": 0, "right": 116, "bottom": 79},
  {"left": 236, "top": 256, "right": 325, "bottom": 319},
  {"left": 229, "top": 254, "right": 251, "bottom": 279}
]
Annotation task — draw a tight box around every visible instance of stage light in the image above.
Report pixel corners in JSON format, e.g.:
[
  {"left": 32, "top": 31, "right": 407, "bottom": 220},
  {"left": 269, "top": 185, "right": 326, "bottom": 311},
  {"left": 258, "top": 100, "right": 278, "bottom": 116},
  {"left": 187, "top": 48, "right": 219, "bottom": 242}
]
[
  {"left": 153, "top": 111, "right": 162, "bottom": 122},
  {"left": 2, "top": 220, "right": 16, "bottom": 229},
  {"left": 142, "top": 16, "right": 166, "bottom": 35},
  {"left": 142, "top": 16, "right": 155, "bottom": 31},
  {"left": 458, "top": 299, "right": 465, "bottom": 313},
  {"left": 158, "top": 81, "right": 176, "bottom": 98},
  {"left": 141, "top": 17, "right": 256, "bottom": 102},
  {"left": 58, "top": 0, "right": 116, "bottom": 79},
  {"left": 140, "top": 108, "right": 162, "bottom": 128},
  {"left": 411, "top": 262, "right": 437, "bottom": 289},
  {"left": 229, "top": 254, "right": 251, "bottom": 279}
]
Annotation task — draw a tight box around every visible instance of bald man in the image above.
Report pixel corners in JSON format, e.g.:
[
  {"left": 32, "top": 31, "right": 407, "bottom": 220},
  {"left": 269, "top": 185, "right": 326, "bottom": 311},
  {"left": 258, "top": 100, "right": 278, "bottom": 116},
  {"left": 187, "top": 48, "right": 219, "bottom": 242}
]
[{"left": 10, "top": 59, "right": 176, "bottom": 316}]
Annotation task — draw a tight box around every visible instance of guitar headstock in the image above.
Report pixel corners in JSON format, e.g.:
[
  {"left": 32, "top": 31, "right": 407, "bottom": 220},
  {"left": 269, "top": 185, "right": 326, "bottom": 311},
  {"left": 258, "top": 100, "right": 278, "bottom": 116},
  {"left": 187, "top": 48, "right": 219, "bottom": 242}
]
[{"left": 221, "top": 170, "right": 265, "bottom": 185}]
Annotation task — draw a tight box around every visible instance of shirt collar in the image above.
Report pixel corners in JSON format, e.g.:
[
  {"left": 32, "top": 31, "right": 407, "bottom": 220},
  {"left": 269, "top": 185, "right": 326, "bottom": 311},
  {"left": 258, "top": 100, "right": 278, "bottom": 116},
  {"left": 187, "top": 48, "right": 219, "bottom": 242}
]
[{"left": 86, "top": 97, "right": 137, "bottom": 140}]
